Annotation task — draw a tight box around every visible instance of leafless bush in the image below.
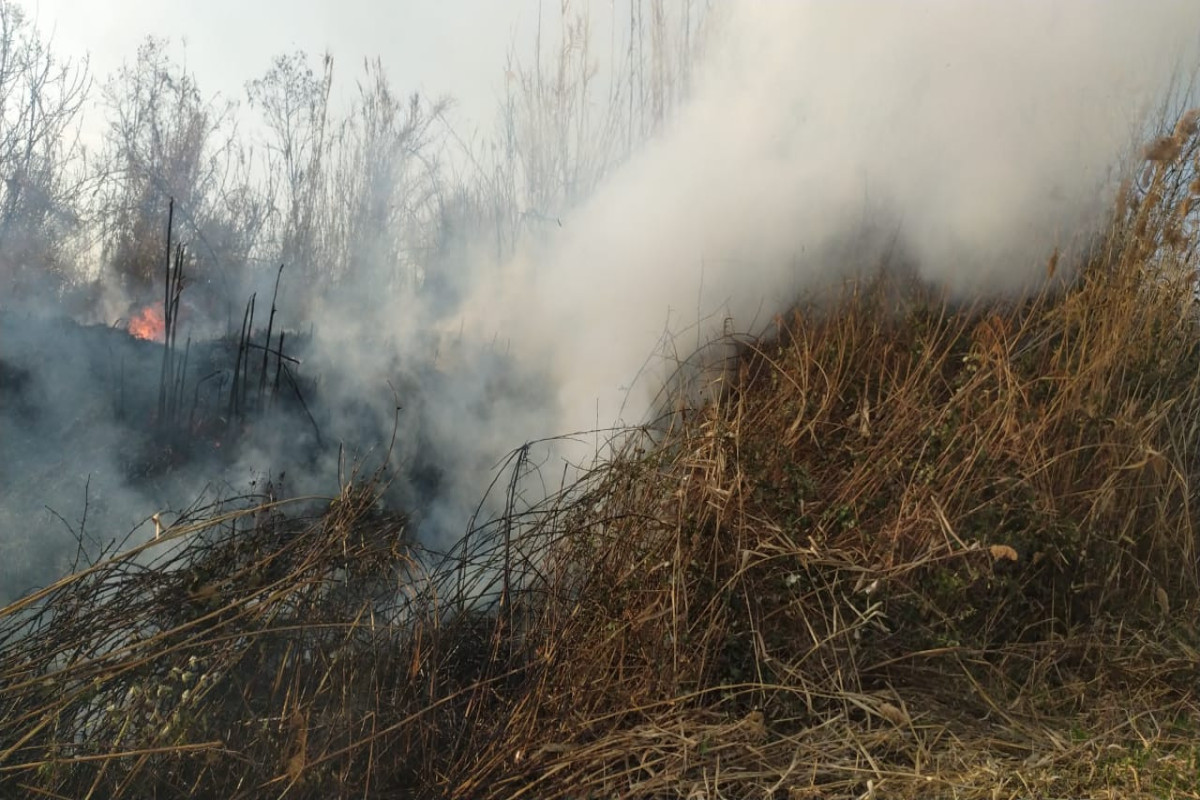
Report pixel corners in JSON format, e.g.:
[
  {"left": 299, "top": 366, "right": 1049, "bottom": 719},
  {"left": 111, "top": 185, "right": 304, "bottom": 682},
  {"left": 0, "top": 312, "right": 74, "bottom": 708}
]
[
  {"left": 96, "top": 38, "right": 267, "bottom": 311},
  {"left": 0, "top": 0, "right": 90, "bottom": 300}
]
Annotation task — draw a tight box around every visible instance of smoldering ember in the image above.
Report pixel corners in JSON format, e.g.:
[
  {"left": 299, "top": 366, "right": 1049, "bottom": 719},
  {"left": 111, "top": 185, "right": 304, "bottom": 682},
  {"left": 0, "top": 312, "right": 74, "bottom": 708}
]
[{"left": 4, "top": 2, "right": 1200, "bottom": 798}]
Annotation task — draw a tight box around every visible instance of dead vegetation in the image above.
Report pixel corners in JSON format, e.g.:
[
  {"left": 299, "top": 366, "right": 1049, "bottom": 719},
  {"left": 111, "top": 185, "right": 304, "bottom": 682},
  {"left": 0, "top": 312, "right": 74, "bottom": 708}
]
[{"left": 5, "top": 119, "right": 1200, "bottom": 799}]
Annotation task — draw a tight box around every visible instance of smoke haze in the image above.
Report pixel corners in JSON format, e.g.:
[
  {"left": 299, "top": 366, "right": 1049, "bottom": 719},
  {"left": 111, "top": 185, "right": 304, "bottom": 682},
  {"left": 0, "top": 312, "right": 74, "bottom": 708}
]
[
  {"left": 3, "top": 1, "right": 1199, "bottom": 598},
  {"left": 460, "top": 1, "right": 1200, "bottom": 432}
]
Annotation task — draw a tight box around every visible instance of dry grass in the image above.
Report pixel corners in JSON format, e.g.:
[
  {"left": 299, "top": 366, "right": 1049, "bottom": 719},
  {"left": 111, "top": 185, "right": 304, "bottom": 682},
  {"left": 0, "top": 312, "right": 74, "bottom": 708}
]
[{"left": 5, "top": 117, "right": 1200, "bottom": 798}]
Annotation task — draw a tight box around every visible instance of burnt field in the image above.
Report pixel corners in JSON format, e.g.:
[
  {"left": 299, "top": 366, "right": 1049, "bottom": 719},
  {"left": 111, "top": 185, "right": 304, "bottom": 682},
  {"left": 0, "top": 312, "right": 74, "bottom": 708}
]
[{"left": 0, "top": 283, "right": 527, "bottom": 601}]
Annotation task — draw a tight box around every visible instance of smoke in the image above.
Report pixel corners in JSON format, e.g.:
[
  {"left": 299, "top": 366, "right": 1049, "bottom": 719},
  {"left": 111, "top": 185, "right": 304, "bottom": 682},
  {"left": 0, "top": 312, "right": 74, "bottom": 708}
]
[
  {"left": 457, "top": 1, "right": 1200, "bottom": 432},
  {"left": 4, "top": 1, "right": 1200, "bottom": 599}
]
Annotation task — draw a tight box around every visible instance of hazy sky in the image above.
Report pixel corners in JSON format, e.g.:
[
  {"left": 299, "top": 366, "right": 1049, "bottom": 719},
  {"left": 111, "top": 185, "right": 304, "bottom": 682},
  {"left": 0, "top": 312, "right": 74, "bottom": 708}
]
[{"left": 29, "top": 0, "right": 540, "bottom": 129}]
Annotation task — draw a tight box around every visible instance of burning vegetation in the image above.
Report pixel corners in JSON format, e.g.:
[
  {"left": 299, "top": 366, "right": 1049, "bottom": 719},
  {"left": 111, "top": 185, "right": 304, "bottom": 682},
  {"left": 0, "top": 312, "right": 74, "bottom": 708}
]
[
  {"left": 4, "top": 115, "right": 1200, "bottom": 798},
  {"left": 127, "top": 304, "right": 166, "bottom": 342},
  {"left": 4, "top": 2, "right": 1200, "bottom": 798}
]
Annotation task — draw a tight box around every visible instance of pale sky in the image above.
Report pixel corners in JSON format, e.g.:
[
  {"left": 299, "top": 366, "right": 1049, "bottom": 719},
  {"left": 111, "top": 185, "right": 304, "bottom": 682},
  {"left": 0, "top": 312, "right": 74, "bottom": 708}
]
[{"left": 29, "top": 0, "right": 543, "bottom": 131}]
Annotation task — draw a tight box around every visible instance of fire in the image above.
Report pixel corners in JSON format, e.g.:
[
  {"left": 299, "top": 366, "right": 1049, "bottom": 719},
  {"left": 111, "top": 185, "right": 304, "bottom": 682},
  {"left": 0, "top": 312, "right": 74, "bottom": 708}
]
[{"left": 128, "top": 304, "right": 166, "bottom": 342}]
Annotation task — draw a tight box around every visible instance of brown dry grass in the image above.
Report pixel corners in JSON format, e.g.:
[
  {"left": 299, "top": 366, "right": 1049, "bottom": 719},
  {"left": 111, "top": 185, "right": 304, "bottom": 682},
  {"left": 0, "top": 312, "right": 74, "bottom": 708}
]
[{"left": 5, "top": 115, "right": 1200, "bottom": 798}]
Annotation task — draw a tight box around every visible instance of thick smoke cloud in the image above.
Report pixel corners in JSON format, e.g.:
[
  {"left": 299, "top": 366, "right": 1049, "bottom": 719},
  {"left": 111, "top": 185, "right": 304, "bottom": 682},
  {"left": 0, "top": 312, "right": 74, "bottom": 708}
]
[{"left": 459, "top": 1, "right": 1200, "bottom": 433}]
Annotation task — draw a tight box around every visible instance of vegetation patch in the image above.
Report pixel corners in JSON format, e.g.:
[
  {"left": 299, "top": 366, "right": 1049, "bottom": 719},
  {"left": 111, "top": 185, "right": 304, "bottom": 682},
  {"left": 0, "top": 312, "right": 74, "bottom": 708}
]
[{"left": 4, "top": 113, "right": 1200, "bottom": 798}]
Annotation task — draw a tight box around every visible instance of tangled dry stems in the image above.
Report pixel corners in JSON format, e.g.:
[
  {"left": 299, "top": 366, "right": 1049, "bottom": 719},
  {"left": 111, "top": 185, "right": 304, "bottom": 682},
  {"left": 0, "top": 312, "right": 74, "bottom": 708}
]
[{"left": 5, "top": 120, "right": 1200, "bottom": 798}]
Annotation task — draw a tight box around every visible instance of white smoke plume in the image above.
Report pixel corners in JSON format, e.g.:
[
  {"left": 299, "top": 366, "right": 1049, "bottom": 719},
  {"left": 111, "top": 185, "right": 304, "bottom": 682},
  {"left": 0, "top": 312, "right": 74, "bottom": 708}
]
[{"left": 458, "top": 1, "right": 1200, "bottom": 433}]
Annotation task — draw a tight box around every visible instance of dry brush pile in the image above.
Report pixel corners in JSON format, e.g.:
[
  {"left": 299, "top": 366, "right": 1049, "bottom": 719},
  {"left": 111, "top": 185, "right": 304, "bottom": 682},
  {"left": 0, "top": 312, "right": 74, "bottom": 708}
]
[{"left": 5, "top": 119, "right": 1200, "bottom": 798}]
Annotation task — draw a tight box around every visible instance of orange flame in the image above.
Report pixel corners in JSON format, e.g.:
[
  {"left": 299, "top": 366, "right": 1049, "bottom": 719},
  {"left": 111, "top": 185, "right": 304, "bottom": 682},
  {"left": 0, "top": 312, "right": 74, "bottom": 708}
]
[{"left": 129, "top": 305, "right": 166, "bottom": 342}]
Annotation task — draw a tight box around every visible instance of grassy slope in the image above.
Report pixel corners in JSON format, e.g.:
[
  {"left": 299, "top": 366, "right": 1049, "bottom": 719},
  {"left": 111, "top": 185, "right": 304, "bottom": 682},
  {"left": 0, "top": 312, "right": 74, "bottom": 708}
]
[{"left": 5, "top": 120, "right": 1200, "bottom": 798}]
